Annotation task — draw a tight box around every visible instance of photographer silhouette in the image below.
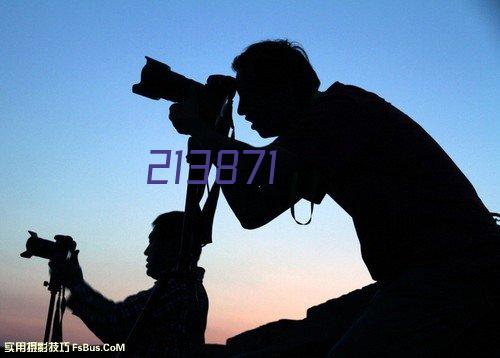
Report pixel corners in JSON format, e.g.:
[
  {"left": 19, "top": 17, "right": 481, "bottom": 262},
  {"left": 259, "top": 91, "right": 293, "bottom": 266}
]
[
  {"left": 168, "top": 39, "right": 500, "bottom": 356},
  {"left": 49, "top": 211, "right": 208, "bottom": 356}
]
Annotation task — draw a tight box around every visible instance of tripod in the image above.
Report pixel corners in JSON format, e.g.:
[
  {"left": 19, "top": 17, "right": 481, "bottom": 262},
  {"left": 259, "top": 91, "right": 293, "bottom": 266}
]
[
  {"left": 43, "top": 270, "right": 66, "bottom": 343},
  {"left": 120, "top": 92, "right": 235, "bottom": 355}
]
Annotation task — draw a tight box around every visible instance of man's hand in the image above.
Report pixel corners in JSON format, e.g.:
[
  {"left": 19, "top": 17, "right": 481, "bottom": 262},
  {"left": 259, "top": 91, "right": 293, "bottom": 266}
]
[
  {"left": 49, "top": 239, "right": 83, "bottom": 288},
  {"left": 168, "top": 98, "right": 208, "bottom": 136}
]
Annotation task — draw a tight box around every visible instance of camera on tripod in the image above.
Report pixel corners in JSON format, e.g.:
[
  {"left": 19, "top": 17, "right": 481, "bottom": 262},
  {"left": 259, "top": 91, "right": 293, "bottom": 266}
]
[
  {"left": 21, "top": 231, "right": 76, "bottom": 262},
  {"left": 20, "top": 231, "right": 78, "bottom": 343}
]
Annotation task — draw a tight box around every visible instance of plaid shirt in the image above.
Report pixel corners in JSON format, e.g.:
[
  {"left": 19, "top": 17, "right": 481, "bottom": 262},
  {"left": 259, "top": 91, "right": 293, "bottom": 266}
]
[{"left": 66, "top": 267, "right": 208, "bottom": 357}]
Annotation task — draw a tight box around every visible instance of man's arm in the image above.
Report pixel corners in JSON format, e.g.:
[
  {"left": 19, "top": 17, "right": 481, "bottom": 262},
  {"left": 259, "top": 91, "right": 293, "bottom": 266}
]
[
  {"left": 190, "top": 128, "right": 307, "bottom": 229},
  {"left": 66, "top": 281, "right": 152, "bottom": 343},
  {"left": 169, "top": 100, "right": 328, "bottom": 229},
  {"left": 49, "top": 247, "right": 150, "bottom": 343}
]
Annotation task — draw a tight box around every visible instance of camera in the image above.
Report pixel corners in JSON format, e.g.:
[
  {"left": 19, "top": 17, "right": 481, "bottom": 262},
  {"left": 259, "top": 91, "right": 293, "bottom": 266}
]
[
  {"left": 132, "top": 56, "right": 236, "bottom": 125},
  {"left": 20, "top": 231, "right": 76, "bottom": 262}
]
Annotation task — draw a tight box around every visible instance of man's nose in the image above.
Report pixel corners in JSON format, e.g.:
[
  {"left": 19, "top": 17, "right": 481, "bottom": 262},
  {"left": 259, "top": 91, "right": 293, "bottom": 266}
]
[{"left": 144, "top": 246, "right": 149, "bottom": 256}]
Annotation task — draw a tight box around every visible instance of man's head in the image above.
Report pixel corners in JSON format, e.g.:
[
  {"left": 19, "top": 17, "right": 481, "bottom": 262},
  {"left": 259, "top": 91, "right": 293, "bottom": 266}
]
[
  {"left": 232, "top": 39, "right": 320, "bottom": 138},
  {"left": 144, "top": 211, "right": 201, "bottom": 280}
]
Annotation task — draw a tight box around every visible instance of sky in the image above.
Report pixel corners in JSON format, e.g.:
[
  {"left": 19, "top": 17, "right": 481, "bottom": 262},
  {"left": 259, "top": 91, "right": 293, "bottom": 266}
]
[{"left": 1, "top": 0, "right": 499, "bottom": 345}]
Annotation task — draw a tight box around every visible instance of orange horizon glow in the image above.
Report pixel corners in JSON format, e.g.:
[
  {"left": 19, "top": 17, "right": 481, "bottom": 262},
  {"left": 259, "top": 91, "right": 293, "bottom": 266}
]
[{"left": 1, "top": 263, "right": 372, "bottom": 345}]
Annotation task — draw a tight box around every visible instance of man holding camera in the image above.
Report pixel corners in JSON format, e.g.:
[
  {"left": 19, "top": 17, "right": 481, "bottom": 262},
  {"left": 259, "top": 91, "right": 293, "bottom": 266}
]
[
  {"left": 168, "top": 40, "right": 500, "bottom": 356},
  {"left": 49, "top": 211, "right": 208, "bottom": 357}
]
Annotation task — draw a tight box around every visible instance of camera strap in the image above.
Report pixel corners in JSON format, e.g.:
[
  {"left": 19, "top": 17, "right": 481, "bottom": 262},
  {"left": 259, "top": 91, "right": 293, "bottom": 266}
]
[
  {"left": 291, "top": 201, "right": 315, "bottom": 226},
  {"left": 200, "top": 95, "right": 235, "bottom": 245},
  {"left": 289, "top": 171, "right": 322, "bottom": 225}
]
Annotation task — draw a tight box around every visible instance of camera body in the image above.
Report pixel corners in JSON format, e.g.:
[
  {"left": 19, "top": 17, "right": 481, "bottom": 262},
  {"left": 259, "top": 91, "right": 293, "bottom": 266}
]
[
  {"left": 133, "top": 56, "right": 236, "bottom": 125},
  {"left": 21, "top": 231, "right": 76, "bottom": 262}
]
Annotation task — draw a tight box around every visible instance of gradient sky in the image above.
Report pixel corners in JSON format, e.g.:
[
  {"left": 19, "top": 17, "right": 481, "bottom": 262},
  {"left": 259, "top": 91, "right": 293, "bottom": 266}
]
[{"left": 1, "top": 0, "right": 498, "bottom": 345}]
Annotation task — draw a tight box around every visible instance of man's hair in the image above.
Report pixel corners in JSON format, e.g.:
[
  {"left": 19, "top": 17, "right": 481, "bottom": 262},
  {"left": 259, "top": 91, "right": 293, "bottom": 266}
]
[
  {"left": 152, "top": 211, "right": 202, "bottom": 264},
  {"left": 152, "top": 211, "right": 184, "bottom": 236},
  {"left": 232, "top": 39, "right": 320, "bottom": 102}
]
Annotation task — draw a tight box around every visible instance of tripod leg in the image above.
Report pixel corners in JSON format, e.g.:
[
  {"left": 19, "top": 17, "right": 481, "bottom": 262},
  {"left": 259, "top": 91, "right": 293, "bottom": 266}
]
[
  {"left": 51, "top": 289, "right": 63, "bottom": 342},
  {"left": 44, "top": 291, "right": 57, "bottom": 342}
]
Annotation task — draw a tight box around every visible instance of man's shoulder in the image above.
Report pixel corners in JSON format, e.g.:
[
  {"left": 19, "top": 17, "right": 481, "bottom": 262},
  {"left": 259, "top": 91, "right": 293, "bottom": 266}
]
[
  {"left": 307, "top": 81, "right": 367, "bottom": 119},
  {"left": 315, "top": 81, "right": 410, "bottom": 131},
  {"left": 272, "top": 82, "right": 390, "bottom": 158},
  {"left": 123, "top": 286, "right": 155, "bottom": 303},
  {"left": 319, "top": 81, "right": 387, "bottom": 106},
  {"left": 296, "top": 81, "right": 370, "bottom": 130}
]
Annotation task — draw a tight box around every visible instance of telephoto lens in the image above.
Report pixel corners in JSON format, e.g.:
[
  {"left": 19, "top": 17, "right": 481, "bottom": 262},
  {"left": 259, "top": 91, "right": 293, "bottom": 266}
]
[{"left": 132, "top": 56, "right": 236, "bottom": 126}]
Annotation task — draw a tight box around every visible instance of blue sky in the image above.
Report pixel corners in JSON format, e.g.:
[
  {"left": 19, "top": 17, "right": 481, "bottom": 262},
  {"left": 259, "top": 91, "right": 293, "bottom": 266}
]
[{"left": 1, "top": 0, "right": 498, "bottom": 344}]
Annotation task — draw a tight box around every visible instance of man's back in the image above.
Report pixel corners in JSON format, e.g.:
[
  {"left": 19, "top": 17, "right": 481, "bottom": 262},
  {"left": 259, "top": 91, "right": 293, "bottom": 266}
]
[{"left": 275, "top": 82, "right": 499, "bottom": 280}]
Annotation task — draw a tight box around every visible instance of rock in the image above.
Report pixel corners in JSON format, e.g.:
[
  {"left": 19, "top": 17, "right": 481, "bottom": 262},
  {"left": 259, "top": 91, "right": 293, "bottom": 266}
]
[{"left": 225, "top": 283, "right": 379, "bottom": 357}]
